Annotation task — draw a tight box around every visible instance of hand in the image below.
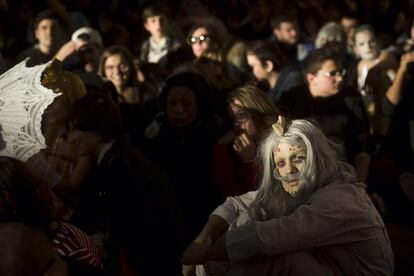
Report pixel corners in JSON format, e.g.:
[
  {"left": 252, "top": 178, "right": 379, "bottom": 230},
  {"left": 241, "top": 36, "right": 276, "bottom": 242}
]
[
  {"left": 233, "top": 133, "right": 256, "bottom": 162},
  {"left": 182, "top": 242, "right": 210, "bottom": 265},
  {"left": 399, "top": 51, "right": 414, "bottom": 74},
  {"left": 182, "top": 265, "right": 196, "bottom": 276},
  {"left": 54, "top": 41, "right": 79, "bottom": 61}
]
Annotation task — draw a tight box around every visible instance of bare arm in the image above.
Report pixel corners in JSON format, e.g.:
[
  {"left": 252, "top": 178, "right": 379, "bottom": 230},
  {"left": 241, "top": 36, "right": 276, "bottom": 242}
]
[
  {"left": 54, "top": 41, "right": 79, "bottom": 62},
  {"left": 385, "top": 52, "right": 414, "bottom": 105},
  {"left": 182, "top": 192, "right": 256, "bottom": 272},
  {"left": 181, "top": 215, "right": 229, "bottom": 274}
]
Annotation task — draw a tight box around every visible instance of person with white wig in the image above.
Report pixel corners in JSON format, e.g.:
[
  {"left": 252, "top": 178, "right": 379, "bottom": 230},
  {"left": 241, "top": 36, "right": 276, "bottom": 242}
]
[{"left": 182, "top": 117, "right": 394, "bottom": 276}]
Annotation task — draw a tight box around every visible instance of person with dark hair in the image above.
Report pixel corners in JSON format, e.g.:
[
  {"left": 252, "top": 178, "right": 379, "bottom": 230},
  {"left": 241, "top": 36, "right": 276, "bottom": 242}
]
[
  {"left": 278, "top": 49, "right": 371, "bottom": 184},
  {"left": 98, "top": 45, "right": 159, "bottom": 149},
  {"left": 340, "top": 11, "right": 360, "bottom": 55},
  {"left": 181, "top": 22, "right": 242, "bottom": 98},
  {"left": 246, "top": 41, "right": 304, "bottom": 104},
  {"left": 67, "top": 93, "right": 183, "bottom": 275},
  {"left": 269, "top": 13, "right": 314, "bottom": 63},
  {"left": 140, "top": 3, "right": 182, "bottom": 68},
  {"left": 98, "top": 45, "right": 156, "bottom": 106},
  {"left": 187, "top": 23, "right": 223, "bottom": 60},
  {"left": 16, "top": 9, "right": 66, "bottom": 66},
  {"left": 145, "top": 72, "right": 220, "bottom": 249},
  {"left": 182, "top": 118, "right": 393, "bottom": 276}
]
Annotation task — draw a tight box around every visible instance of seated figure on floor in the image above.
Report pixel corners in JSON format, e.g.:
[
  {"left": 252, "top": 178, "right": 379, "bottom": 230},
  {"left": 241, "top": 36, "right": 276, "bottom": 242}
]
[{"left": 182, "top": 117, "right": 394, "bottom": 276}]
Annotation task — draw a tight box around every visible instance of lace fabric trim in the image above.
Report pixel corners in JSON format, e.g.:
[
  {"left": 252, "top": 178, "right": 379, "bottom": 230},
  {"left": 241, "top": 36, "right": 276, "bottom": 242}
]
[{"left": 0, "top": 59, "right": 61, "bottom": 161}]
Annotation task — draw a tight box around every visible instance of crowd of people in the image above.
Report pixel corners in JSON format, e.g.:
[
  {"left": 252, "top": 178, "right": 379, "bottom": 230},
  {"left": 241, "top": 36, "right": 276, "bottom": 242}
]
[{"left": 1, "top": 0, "right": 414, "bottom": 275}]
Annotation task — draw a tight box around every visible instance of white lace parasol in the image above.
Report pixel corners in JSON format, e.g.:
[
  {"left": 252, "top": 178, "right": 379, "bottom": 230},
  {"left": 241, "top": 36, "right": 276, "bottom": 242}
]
[{"left": 0, "top": 59, "right": 61, "bottom": 162}]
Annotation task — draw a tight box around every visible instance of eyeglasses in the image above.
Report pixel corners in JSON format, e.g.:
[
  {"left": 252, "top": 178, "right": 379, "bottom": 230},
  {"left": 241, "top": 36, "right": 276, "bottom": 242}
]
[
  {"left": 317, "top": 69, "right": 346, "bottom": 78},
  {"left": 104, "top": 63, "right": 130, "bottom": 73},
  {"left": 233, "top": 111, "right": 251, "bottom": 123},
  {"left": 189, "top": 35, "right": 210, "bottom": 44}
]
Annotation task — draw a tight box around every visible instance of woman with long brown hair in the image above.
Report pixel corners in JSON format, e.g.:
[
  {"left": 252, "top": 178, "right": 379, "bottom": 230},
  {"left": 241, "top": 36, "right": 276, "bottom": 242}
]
[{"left": 212, "top": 85, "right": 280, "bottom": 200}]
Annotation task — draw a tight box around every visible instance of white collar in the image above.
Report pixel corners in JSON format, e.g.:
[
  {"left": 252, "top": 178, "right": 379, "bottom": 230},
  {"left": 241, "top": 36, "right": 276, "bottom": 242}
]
[
  {"left": 149, "top": 36, "right": 167, "bottom": 48},
  {"left": 97, "top": 141, "right": 114, "bottom": 165}
]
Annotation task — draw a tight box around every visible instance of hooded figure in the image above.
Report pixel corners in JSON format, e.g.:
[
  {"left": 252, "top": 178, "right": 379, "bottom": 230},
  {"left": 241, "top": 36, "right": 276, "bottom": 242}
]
[{"left": 146, "top": 72, "right": 220, "bottom": 247}]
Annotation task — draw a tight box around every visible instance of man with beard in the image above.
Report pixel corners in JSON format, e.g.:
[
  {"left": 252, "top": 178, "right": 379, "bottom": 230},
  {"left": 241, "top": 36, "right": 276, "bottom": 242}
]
[{"left": 270, "top": 13, "right": 314, "bottom": 64}]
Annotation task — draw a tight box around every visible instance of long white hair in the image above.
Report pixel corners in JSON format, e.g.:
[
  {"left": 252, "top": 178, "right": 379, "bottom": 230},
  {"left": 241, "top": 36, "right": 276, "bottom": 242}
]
[{"left": 249, "top": 119, "right": 358, "bottom": 221}]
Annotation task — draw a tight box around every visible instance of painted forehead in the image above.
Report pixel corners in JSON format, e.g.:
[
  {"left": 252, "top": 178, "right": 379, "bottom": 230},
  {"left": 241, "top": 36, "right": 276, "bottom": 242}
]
[
  {"left": 355, "top": 30, "right": 375, "bottom": 39},
  {"left": 273, "top": 143, "right": 305, "bottom": 155}
]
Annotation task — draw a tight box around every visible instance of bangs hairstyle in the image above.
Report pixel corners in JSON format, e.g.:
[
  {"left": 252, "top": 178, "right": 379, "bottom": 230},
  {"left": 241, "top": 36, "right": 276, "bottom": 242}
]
[
  {"left": 269, "top": 12, "right": 297, "bottom": 29},
  {"left": 187, "top": 23, "right": 220, "bottom": 48},
  {"left": 227, "top": 85, "right": 280, "bottom": 134},
  {"left": 33, "top": 9, "right": 61, "bottom": 30},
  {"left": 352, "top": 24, "right": 376, "bottom": 43},
  {"left": 98, "top": 45, "right": 138, "bottom": 87},
  {"left": 142, "top": 3, "right": 167, "bottom": 22},
  {"left": 68, "top": 94, "right": 125, "bottom": 142},
  {"left": 250, "top": 119, "right": 356, "bottom": 221},
  {"left": 303, "top": 48, "right": 342, "bottom": 75},
  {"left": 246, "top": 41, "right": 286, "bottom": 72}
]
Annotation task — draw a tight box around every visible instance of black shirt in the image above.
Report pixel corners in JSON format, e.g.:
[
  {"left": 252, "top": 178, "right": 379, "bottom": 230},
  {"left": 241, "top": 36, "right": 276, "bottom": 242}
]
[{"left": 279, "top": 85, "right": 370, "bottom": 161}]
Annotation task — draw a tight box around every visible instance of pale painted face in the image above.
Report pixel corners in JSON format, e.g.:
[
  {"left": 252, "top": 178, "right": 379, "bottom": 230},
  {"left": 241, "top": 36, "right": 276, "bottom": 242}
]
[
  {"left": 247, "top": 54, "right": 270, "bottom": 81},
  {"left": 166, "top": 86, "right": 198, "bottom": 128},
  {"left": 190, "top": 27, "right": 210, "bottom": 57},
  {"left": 273, "top": 142, "right": 307, "bottom": 196},
  {"left": 144, "top": 15, "right": 165, "bottom": 38},
  {"left": 104, "top": 54, "right": 130, "bottom": 91},
  {"left": 229, "top": 99, "right": 257, "bottom": 137},
  {"left": 274, "top": 21, "right": 299, "bottom": 45},
  {"left": 354, "top": 30, "right": 380, "bottom": 61},
  {"left": 308, "top": 59, "right": 344, "bottom": 97}
]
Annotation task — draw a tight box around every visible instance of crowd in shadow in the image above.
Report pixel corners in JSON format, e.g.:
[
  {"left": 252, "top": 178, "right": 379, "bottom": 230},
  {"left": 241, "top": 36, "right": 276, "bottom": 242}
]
[{"left": 1, "top": 0, "right": 414, "bottom": 275}]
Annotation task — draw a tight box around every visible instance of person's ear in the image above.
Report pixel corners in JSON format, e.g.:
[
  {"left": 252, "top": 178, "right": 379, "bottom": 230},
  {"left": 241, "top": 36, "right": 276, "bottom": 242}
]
[
  {"left": 34, "top": 28, "right": 40, "bottom": 41},
  {"left": 265, "top": 60, "right": 274, "bottom": 73},
  {"left": 353, "top": 44, "right": 359, "bottom": 56},
  {"left": 273, "top": 28, "right": 281, "bottom": 38},
  {"left": 144, "top": 21, "right": 150, "bottom": 32},
  {"left": 306, "top": 73, "right": 315, "bottom": 84}
]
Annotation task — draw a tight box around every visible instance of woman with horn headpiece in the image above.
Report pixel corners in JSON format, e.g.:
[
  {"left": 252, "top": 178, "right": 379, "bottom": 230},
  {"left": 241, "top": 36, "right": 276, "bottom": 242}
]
[{"left": 182, "top": 117, "right": 394, "bottom": 276}]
